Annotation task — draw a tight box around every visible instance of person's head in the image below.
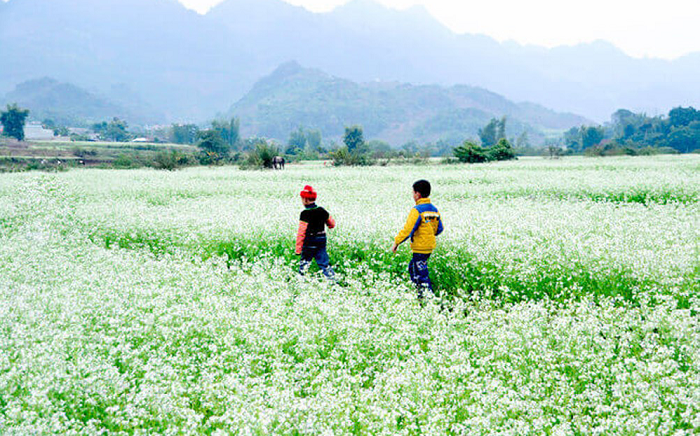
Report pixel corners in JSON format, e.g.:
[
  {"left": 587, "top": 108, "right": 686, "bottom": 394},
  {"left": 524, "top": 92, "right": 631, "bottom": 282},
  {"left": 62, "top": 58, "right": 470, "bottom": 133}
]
[
  {"left": 412, "top": 179, "right": 431, "bottom": 202},
  {"left": 300, "top": 185, "right": 317, "bottom": 205}
]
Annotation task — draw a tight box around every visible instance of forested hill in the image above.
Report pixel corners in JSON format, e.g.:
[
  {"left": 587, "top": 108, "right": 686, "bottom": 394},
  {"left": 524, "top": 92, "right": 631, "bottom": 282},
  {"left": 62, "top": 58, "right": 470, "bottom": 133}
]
[
  {"left": 229, "top": 62, "right": 590, "bottom": 145},
  {"left": 0, "top": 78, "right": 162, "bottom": 126}
]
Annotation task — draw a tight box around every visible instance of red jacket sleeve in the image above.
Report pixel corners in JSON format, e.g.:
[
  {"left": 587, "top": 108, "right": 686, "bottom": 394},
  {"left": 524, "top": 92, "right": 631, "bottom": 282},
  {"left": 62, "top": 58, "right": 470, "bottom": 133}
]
[{"left": 295, "top": 221, "right": 308, "bottom": 254}]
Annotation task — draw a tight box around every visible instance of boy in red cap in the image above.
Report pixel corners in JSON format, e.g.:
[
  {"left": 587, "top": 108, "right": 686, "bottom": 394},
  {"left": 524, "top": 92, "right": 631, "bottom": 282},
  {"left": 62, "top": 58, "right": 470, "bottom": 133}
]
[{"left": 296, "top": 185, "right": 336, "bottom": 279}]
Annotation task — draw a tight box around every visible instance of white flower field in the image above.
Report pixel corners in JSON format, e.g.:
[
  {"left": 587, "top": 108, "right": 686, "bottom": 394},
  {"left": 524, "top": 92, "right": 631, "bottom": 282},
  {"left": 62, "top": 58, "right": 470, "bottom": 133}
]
[{"left": 0, "top": 156, "right": 698, "bottom": 434}]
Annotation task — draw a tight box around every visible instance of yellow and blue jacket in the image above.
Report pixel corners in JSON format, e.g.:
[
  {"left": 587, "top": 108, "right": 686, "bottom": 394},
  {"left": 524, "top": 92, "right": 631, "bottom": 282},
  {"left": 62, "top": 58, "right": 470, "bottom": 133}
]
[{"left": 394, "top": 198, "right": 443, "bottom": 254}]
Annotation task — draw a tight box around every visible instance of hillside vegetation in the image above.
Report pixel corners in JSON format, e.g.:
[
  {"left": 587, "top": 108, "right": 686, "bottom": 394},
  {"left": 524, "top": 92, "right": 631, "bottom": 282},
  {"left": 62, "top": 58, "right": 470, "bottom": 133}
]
[{"left": 230, "top": 62, "right": 589, "bottom": 145}]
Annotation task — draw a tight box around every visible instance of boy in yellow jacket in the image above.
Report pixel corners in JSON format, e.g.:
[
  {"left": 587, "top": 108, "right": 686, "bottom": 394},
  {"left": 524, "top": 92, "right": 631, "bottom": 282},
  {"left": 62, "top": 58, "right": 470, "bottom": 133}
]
[{"left": 391, "top": 179, "right": 443, "bottom": 298}]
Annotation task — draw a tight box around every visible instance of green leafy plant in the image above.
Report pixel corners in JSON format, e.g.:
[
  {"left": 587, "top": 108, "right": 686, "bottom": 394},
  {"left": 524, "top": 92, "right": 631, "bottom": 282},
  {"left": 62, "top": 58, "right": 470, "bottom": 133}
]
[{"left": 453, "top": 140, "right": 489, "bottom": 163}]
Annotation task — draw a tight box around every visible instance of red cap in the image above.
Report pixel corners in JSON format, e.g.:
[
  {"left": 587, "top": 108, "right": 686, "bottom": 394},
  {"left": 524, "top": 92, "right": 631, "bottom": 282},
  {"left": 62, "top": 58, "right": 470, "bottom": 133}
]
[{"left": 300, "top": 185, "right": 317, "bottom": 200}]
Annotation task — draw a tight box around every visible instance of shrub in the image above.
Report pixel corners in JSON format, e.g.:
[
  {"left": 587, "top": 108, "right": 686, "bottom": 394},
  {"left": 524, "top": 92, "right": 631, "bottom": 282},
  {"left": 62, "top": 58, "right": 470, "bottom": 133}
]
[
  {"left": 329, "top": 146, "right": 374, "bottom": 166},
  {"left": 70, "top": 134, "right": 92, "bottom": 142},
  {"left": 198, "top": 151, "right": 223, "bottom": 166},
  {"left": 113, "top": 153, "right": 140, "bottom": 169},
  {"left": 546, "top": 145, "right": 563, "bottom": 159},
  {"left": 488, "top": 138, "right": 517, "bottom": 161},
  {"left": 454, "top": 138, "right": 518, "bottom": 164},
  {"left": 151, "top": 150, "right": 191, "bottom": 171},
  {"left": 453, "top": 140, "right": 489, "bottom": 163},
  {"left": 240, "top": 140, "right": 280, "bottom": 170}
]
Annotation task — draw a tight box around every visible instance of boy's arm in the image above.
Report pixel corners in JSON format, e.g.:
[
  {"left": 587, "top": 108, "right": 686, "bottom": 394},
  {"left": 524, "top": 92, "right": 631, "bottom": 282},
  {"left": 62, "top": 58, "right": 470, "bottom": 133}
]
[
  {"left": 436, "top": 216, "right": 444, "bottom": 236},
  {"left": 295, "top": 221, "right": 308, "bottom": 255},
  {"left": 394, "top": 208, "right": 420, "bottom": 246},
  {"left": 326, "top": 215, "right": 336, "bottom": 229}
]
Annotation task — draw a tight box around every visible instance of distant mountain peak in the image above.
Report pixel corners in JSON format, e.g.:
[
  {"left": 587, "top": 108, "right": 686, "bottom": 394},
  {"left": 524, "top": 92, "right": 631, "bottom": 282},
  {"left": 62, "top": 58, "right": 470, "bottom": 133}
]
[
  {"left": 16, "top": 77, "right": 58, "bottom": 88},
  {"left": 327, "top": 0, "right": 450, "bottom": 37},
  {"left": 553, "top": 39, "right": 626, "bottom": 56},
  {"left": 208, "top": 0, "right": 308, "bottom": 17},
  {"left": 405, "top": 4, "right": 430, "bottom": 15},
  {"left": 335, "top": 0, "right": 388, "bottom": 12},
  {"left": 272, "top": 60, "right": 305, "bottom": 76},
  {"left": 250, "top": 61, "right": 334, "bottom": 94}
]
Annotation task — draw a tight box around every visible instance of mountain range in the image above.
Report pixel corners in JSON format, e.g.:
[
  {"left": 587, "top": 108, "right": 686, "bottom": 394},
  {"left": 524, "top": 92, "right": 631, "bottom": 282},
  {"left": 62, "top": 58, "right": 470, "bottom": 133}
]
[
  {"left": 229, "top": 61, "right": 589, "bottom": 145},
  {"left": 1, "top": 0, "right": 698, "bottom": 125},
  {"left": 0, "top": 78, "right": 161, "bottom": 126}
]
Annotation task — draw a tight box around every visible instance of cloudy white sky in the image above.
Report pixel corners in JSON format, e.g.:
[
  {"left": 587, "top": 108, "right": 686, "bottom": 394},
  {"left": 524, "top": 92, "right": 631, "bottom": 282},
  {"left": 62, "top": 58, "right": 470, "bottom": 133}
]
[{"left": 177, "top": 0, "right": 699, "bottom": 60}]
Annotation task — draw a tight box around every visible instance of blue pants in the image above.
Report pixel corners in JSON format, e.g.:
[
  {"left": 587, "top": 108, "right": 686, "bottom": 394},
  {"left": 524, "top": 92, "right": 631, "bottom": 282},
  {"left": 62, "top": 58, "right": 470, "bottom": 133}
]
[
  {"left": 299, "top": 235, "right": 335, "bottom": 280},
  {"left": 409, "top": 253, "right": 432, "bottom": 297}
]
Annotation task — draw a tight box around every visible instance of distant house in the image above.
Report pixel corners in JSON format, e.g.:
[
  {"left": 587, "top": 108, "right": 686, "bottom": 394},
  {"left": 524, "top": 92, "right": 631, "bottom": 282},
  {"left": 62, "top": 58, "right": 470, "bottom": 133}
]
[
  {"left": 68, "top": 127, "right": 90, "bottom": 135},
  {"left": 131, "top": 137, "right": 149, "bottom": 143},
  {"left": 24, "top": 122, "right": 54, "bottom": 140}
]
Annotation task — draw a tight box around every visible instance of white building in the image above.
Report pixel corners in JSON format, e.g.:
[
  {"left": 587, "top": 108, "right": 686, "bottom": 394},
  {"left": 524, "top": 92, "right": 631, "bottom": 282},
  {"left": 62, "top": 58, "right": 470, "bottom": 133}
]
[{"left": 24, "top": 122, "right": 55, "bottom": 140}]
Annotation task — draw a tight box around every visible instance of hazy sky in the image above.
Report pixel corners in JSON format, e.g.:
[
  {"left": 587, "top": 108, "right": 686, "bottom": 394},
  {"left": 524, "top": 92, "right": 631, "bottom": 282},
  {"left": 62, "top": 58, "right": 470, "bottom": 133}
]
[{"left": 177, "top": 0, "right": 699, "bottom": 60}]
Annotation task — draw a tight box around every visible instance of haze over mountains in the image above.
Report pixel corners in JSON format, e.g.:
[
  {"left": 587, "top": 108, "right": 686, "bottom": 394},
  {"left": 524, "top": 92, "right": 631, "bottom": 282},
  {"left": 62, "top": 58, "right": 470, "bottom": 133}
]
[
  {"left": 229, "top": 61, "right": 589, "bottom": 145},
  {"left": 0, "top": 78, "right": 162, "bottom": 126},
  {"left": 1, "top": 0, "right": 698, "bottom": 127}
]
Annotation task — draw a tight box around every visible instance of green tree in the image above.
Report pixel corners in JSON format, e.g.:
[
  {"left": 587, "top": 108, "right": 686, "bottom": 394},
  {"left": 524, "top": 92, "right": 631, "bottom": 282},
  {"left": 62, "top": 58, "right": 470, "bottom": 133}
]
[
  {"left": 93, "top": 118, "right": 131, "bottom": 142},
  {"left": 434, "top": 139, "right": 454, "bottom": 157},
  {"left": 496, "top": 116, "right": 507, "bottom": 143},
  {"left": 0, "top": 104, "right": 30, "bottom": 141},
  {"left": 669, "top": 106, "right": 698, "bottom": 128},
  {"left": 306, "top": 129, "right": 323, "bottom": 152},
  {"left": 211, "top": 117, "right": 240, "bottom": 148},
  {"left": 665, "top": 126, "right": 700, "bottom": 153},
  {"left": 197, "top": 130, "right": 229, "bottom": 156},
  {"left": 42, "top": 118, "right": 57, "bottom": 131},
  {"left": 286, "top": 127, "right": 307, "bottom": 154},
  {"left": 331, "top": 125, "right": 373, "bottom": 166},
  {"left": 43, "top": 118, "right": 70, "bottom": 136},
  {"left": 516, "top": 130, "right": 529, "bottom": 149},
  {"left": 563, "top": 126, "right": 582, "bottom": 152},
  {"left": 401, "top": 140, "right": 420, "bottom": 155},
  {"left": 547, "top": 144, "right": 563, "bottom": 159},
  {"left": 479, "top": 118, "right": 501, "bottom": 147},
  {"left": 53, "top": 126, "right": 70, "bottom": 137},
  {"left": 108, "top": 118, "right": 131, "bottom": 142},
  {"left": 170, "top": 124, "right": 199, "bottom": 144},
  {"left": 343, "top": 125, "right": 365, "bottom": 153},
  {"left": 576, "top": 106, "right": 700, "bottom": 155},
  {"left": 581, "top": 126, "right": 605, "bottom": 149}
]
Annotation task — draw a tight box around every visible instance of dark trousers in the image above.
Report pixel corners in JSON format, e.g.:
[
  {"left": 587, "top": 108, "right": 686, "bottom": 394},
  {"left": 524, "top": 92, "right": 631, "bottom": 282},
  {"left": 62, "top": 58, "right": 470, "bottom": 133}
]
[
  {"left": 409, "top": 252, "right": 432, "bottom": 297},
  {"left": 299, "top": 235, "right": 335, "bottom": 279}
]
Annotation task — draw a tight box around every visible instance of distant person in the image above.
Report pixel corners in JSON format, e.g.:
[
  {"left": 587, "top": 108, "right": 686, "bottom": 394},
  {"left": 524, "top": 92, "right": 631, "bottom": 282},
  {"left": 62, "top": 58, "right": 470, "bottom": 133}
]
[
  {"left": 296, "top": 185, "right": 336, "bottom": 280},
  {"left": 391, "top": 179, "right": 443, "bottom": 298}
]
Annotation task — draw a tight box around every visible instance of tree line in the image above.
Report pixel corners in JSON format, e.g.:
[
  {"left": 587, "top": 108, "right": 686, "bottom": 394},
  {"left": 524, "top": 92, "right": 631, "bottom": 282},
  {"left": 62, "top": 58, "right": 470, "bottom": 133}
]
[
  {"left": 3, "top": 103, "right": 698, "bottom": 170},
  {"left": 562, "top": 106, "right": 700, "bottom": 155}
]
